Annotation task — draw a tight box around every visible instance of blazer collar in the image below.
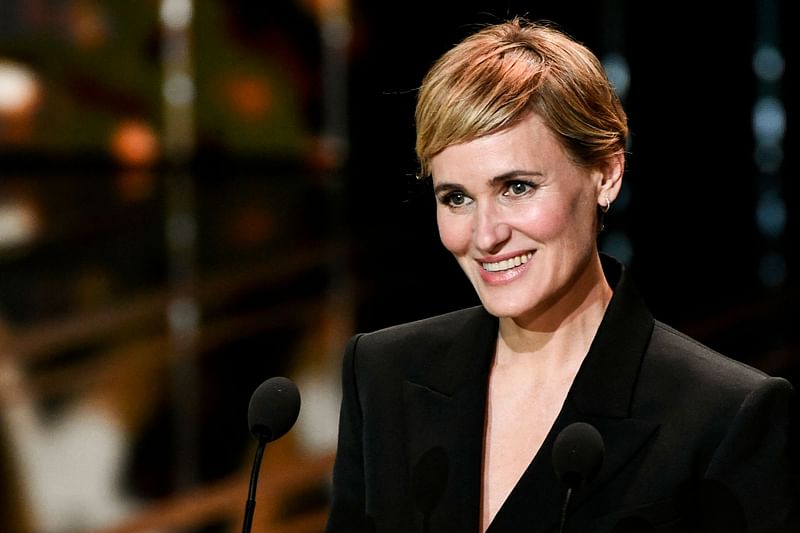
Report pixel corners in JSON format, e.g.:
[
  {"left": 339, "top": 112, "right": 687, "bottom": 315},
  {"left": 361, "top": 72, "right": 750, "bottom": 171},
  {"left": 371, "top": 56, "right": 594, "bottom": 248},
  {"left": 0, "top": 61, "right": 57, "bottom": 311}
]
[
  {"left": 402, "top": 254, "right": 658, "bottom": 532},
  {"left": 402, "top": 306, "right": 497, "bottom": 531},
  {"left": 403, "top": 303, "right": 498, "bottom": 397},
  {"left": 570, "top": 253, "right": 655, "bottom": 418},
  {"left": 490, "top": 255, "right": 660, "bottom": 532},
  {"left": 405, "top": 254, "right": 655, "bottom": 417}
]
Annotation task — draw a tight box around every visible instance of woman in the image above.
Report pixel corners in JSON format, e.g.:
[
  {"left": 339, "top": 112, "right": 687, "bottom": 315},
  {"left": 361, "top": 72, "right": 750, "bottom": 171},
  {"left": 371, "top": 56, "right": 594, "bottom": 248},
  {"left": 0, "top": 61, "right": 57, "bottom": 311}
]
[{"left": 326, "top": 18, "right": 797, "bottom": 532}]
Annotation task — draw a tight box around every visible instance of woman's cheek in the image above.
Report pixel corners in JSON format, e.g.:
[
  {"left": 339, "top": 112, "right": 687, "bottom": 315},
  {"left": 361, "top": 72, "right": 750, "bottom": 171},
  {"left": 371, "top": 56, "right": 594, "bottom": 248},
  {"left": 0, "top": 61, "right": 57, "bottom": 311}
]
[
  {"left": 437, "top": 212, "right": 470, "bottom": 255},
  {"left": 515, "top": 204, "right": 568, "bottom": 241}
]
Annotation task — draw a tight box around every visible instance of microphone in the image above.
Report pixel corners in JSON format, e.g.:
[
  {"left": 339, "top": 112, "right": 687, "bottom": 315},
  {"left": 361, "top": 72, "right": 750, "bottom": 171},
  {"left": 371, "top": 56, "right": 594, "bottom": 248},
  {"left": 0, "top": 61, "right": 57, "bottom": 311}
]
[
  {"left": 552, "top": 422, "right": 604, "bottom": 533},
  {"left": 242, "top": 376, "right": 301, "bottom": 533}
]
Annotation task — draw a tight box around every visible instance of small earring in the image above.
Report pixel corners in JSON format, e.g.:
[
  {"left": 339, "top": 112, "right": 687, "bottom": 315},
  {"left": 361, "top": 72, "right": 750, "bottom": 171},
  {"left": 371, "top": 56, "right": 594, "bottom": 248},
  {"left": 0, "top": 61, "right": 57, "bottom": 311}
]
[{"left": 600, "top": 195, "right": 611, "bottom": 213}]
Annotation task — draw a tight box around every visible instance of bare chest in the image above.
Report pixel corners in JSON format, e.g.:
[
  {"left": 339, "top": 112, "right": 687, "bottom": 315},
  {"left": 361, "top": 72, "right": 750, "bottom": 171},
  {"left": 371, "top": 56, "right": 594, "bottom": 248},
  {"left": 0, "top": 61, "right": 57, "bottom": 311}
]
[{"left": 480, "top": 370, "right": 574, "bottom": 531}]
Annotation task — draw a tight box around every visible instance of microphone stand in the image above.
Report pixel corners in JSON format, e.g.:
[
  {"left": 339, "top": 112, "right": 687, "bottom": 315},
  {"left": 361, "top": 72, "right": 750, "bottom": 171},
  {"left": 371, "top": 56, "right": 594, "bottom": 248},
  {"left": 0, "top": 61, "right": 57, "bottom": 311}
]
[
  {"left": 558, "top": 486, "right": 573, "bottom": 533},
  {"left": 242, "top": 436, "right": 268, "bottom": 533},
  {"left": 241, "top": 376, "right": 301, "bottom": 532}
]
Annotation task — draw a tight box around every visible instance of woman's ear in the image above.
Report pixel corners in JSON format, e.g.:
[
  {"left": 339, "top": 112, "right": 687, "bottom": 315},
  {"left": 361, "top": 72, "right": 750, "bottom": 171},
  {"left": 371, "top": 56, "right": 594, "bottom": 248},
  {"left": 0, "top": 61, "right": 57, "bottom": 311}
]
[{"left": 595, "top": 153, "right": 625, "bottom": 207}]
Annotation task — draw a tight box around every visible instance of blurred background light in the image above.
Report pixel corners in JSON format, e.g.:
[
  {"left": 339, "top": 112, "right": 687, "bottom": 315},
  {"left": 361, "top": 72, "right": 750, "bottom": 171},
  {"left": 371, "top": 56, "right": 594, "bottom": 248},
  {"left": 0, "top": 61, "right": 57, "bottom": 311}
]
[
  {"left": 109, "top": 118, "right": 159, "bottom": 167},
  {"left": 752, "top": 96, "right": 786, "bottom": 145},
  {"left": 753, "top": 45, "right": 784, "bottom": 82},
  {"left": 756, "top": 189, "right": 787, "bottom": 239},
  {"left": 754, "top": 142, "right": 783, "bottom": 173},
  {"left": 0, "top": 60, "right": 40, "bottom": 116},
  {"left": 0, "top": 201, "right": 39, "bottom": 250},
  {"left": 603, "top": 52, "right": 630, "bottom": 100},
  {"left": 163, "top": 72, "right": 195, "bottom": 107},
  {"left": 160, "top": 0, "right": 193, "bottom": 31}
]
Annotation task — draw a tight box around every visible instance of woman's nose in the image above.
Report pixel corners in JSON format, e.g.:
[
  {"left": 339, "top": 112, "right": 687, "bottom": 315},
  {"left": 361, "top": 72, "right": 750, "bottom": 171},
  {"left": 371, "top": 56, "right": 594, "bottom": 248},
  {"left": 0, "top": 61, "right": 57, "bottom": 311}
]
[{"left": 473, "top": 202, "right": 511, "bottom": 253}]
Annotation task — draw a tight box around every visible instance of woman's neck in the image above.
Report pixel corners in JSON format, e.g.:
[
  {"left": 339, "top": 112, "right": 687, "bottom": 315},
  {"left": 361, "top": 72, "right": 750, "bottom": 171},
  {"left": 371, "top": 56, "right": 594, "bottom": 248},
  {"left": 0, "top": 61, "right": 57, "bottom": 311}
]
[{"left": 495, "top": 255, "right": 612, "bottom": 370}]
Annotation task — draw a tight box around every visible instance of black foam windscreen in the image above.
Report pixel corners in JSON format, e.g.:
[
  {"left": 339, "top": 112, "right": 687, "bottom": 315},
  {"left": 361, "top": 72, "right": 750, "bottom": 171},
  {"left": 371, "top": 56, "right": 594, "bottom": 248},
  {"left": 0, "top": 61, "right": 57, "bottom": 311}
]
[
  {"left": 247, "top": 376, "right": 301, "bottom": 442},
  {"left": 552, "top": 421, "right": 605, "bottom": 488}
]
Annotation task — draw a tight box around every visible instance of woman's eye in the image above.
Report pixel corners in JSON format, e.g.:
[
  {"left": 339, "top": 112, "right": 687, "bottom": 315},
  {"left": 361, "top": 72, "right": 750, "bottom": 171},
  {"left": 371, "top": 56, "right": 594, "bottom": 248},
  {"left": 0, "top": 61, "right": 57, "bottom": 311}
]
[
  {"left": 441, "top": 192, "right": 471, "bottom": 207},
  {"left": 505, "top": 181, "right": 533, "bottom": 196}
]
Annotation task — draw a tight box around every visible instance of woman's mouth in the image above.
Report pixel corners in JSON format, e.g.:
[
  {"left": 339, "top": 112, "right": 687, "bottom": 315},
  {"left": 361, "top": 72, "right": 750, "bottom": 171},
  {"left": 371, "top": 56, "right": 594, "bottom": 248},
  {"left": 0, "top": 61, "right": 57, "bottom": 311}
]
[{"left": 481, "top": 252, "right": 534, "bottom": 272}]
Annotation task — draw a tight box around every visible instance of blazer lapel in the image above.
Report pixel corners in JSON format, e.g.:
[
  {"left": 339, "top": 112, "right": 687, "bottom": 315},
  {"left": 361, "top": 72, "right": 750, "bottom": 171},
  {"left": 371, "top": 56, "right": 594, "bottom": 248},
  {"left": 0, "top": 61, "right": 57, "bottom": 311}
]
[
  {"left": 402, "top": 307, "right": 497, "bottom": 532},
  {"left": 401, "top": 256, "right": 660, "bottom": 533},
  {"left": 487, "top": 407, "right": 659, "bottom": 533},
  {"left": 489, "top": 257, "right": 661, "bottom": 533}
]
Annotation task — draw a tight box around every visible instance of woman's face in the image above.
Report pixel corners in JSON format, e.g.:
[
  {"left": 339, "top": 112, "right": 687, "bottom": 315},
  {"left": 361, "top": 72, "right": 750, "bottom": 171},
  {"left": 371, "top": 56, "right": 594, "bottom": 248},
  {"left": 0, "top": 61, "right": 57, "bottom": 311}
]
[{"left": 430, "top": 112, "right": 618, "bottom": 324}]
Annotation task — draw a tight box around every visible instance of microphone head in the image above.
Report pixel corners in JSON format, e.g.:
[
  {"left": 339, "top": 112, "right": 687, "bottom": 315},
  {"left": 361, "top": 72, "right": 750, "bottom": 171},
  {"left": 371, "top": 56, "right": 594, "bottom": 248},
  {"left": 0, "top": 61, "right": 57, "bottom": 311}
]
[
  {"left": 552, "top": 421, "right": 605, "bottom": 488},
  {"left": 247, "top": 376, "right": 301, "bottom": 442}
]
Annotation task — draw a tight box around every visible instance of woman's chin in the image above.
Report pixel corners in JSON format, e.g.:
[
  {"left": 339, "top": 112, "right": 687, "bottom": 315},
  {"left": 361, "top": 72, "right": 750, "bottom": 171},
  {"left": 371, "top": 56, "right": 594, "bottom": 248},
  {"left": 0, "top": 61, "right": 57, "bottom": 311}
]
[{"left": 479, "top": 299, "right": 537, "bottom": 320}]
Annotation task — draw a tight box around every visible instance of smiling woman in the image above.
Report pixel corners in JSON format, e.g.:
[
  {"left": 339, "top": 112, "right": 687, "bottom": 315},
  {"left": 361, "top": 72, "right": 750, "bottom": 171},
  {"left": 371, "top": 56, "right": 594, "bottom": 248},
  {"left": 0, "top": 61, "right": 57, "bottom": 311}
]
[
  {"left": 325, "top": 16, "right": 798, "bottom": 533},
  {"left": 430, "top": 112, "right": 621, "bottom": 326}
]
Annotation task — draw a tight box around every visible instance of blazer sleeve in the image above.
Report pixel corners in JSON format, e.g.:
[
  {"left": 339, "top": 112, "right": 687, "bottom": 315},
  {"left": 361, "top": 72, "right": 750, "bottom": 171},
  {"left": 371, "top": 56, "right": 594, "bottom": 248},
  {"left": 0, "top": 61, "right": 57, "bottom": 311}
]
[
  {"left": 702, "top": 376, "right": 799, "bottom": 533},
  {"left": 325, "top": 334, "right": 369, "bottom": 532}
]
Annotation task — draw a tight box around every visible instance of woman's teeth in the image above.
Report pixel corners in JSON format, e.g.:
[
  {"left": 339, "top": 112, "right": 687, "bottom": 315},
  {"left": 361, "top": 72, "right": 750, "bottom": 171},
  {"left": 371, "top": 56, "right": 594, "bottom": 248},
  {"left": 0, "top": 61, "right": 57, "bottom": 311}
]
[{"left": 481, "top": 252, "right": 533, "bottom": 272}]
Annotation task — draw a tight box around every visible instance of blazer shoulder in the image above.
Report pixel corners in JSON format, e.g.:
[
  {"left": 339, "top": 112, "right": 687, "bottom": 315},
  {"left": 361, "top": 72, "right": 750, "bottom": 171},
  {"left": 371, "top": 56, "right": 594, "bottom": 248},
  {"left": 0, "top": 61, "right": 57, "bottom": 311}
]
[
  {"left": 346, "top": 306, "right": 489, "bottom": 367},
  {"left": 648, "top": 320, "right": 779, "bottom": 395},
  {"left": 360, "top": 305, "right": 486, "bottom": 344},
  {"left": 638, "top": 322, "right": 795, "bottom": 447}
]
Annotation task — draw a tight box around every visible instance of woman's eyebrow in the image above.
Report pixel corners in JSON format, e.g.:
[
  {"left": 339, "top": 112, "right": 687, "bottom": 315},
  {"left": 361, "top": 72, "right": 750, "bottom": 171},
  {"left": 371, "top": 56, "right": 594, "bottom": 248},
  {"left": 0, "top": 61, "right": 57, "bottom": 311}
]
[
  {"left": 487, "top": 170, "right": 543, "bottom": 185},
  {"left": 433, "top": 182, "right": 462, "bottom": 195},
  {"left": 433, "top": 170, "right": 543, "bottom": 195}
]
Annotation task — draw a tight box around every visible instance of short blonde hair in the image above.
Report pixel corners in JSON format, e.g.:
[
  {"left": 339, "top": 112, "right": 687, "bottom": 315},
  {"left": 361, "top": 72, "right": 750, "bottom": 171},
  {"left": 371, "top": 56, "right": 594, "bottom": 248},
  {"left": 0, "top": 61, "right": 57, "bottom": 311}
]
[{"left": 415, "top": 18, "right": 628, "bottom": 177}]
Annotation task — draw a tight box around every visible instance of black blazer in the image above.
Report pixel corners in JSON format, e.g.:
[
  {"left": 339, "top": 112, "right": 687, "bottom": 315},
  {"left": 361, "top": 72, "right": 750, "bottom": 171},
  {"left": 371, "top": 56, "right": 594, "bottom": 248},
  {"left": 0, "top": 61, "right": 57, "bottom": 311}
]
[{"left": 326, "top": 257, "right": 799, "bottom": 532}]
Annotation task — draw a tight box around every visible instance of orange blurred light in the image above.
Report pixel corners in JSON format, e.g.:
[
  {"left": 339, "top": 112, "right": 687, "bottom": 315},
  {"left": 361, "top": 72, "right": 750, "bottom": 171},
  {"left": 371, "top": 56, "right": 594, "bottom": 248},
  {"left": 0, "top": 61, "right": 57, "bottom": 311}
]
[
  {"left": 223, "top": 74, "right": 273, "bottom": 121},
  {"left": 68, "top": 0, "right": 109, "bottom": 49},
  {"left": 110, "top": 119, "right": 159, "bottom": 167},
  {"left": 303, "top": 0, "right": 349, "bottom": 19}
]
